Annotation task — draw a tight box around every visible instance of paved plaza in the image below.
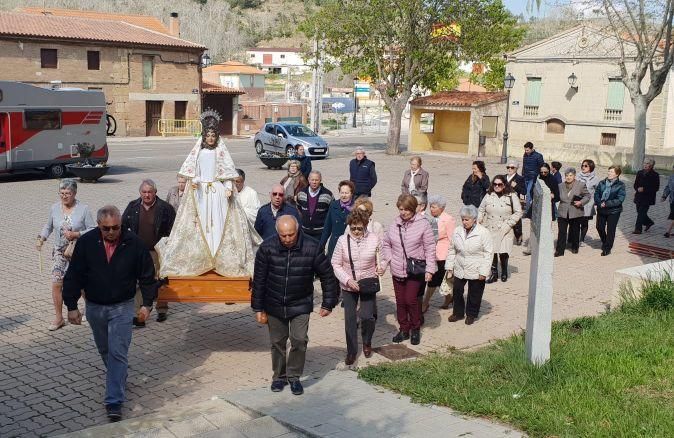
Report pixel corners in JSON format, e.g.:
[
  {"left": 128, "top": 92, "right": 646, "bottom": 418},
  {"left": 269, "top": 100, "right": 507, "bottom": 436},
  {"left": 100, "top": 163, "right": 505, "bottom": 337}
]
[{"left": 0, "top": 133, "right": 671, "bottom": 437}]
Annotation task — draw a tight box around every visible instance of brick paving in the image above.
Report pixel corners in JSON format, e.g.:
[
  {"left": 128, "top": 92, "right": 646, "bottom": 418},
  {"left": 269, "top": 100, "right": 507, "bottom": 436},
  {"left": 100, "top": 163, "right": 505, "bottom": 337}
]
[{"left": 0, "top": 135, "right": 672, "bottom": 437}]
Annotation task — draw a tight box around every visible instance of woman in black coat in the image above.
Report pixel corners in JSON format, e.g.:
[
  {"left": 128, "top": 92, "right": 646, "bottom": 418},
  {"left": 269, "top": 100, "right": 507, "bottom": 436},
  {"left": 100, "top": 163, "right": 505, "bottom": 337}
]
[
  {"left": 537, "top": 163, "right": 560, "bottom": 220},
  {"left": 461, "top": 161, "right": 490, "bottom": 207}
]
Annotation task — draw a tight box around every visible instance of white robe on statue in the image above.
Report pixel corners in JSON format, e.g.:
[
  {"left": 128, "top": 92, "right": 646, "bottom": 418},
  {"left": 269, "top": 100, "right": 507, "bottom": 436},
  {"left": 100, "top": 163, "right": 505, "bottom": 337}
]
[{"left": 155, "top": 137, "right": 261, "bottom": 277}]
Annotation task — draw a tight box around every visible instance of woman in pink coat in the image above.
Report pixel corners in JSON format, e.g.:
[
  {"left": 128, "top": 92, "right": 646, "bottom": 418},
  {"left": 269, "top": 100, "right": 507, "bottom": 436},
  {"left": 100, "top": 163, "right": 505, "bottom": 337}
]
[
  {"left": 332, "top": 209, "right": 382, "bottom": 365},
  {"left": 382, "top": 195, "right": 437, "bottom": 346},
  {"left": 421, "top": 195, "right": 456, "bottom": 312}
]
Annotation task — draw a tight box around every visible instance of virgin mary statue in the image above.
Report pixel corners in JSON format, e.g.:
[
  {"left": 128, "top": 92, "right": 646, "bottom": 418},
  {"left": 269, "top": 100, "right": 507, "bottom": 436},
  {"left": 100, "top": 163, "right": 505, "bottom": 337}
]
[{"left": 155, "top": 111, "right": 261, "bottom": 277}]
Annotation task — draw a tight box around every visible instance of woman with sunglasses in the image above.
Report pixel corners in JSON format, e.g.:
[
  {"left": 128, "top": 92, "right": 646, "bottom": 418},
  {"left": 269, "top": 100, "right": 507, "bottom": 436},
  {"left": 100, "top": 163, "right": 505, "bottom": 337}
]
[
  {"left": 320, "top": 180, "right": 356, "bottom": 261},
  {"left": 37, "top": 179, "right": 96, "bottom": 331},
  {"left": 576, "top": 159, "right": 600, "bottom": 244},
  {"left": 478, "top": 175, "right": 522, "bottom": 282},
  {"left": 331, "top": 209, "right": 383, "bottom": 365}
]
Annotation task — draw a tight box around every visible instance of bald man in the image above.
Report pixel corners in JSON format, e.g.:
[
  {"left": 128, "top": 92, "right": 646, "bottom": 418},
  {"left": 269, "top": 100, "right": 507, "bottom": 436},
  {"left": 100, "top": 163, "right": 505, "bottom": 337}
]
[
  {"left": 254, "top": 184, "right": 302, "bottom": 240},
  {"left": 252, "top": 215, "right": 339, "bottom": 395}
]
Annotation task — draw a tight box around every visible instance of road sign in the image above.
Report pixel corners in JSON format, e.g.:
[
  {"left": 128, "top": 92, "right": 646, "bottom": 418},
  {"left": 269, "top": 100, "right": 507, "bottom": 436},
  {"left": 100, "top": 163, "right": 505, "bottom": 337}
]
[
  {"left": 355, "top": 82, "right": 370, "bottom": 99},
  {"left": 331, "top": 102, "right": 345, "bottom": 110}
]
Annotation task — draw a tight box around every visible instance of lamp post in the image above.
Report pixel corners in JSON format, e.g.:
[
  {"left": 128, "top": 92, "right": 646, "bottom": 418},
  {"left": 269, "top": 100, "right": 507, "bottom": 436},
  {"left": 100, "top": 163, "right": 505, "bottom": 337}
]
[
  {"left": 500, "top": 73, "right": 515, "bottom": 164},
  {"left": 198, "top": 52, "right": 212, "bottom": 114},
  {"left": 352, "top": 77, "right": 358, "bottom": 128},
  {"left": 567, "top": 72, "right": 578, "bottom": 90}
]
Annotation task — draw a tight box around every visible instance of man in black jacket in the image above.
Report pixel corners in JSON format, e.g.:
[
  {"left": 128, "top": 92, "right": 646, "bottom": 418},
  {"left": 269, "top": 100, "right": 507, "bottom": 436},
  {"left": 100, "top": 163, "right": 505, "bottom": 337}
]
[
  {"left": 349, "top": 147, "right": 377, "bottom": 197},
  {"left": 633, "top": 158, "right": 660, "bottom": 234},
  {"left": 252, "top": 215, "right": 339, "bottom": 396},
  {"left": 505, "top": 160, "right": 526, "bottom": 244},
  {"left": 122, "top": 179, "right": 175, "bottom": 324},
  {"left": 296, "top": 170, "right": 333, "bottom": 239},
  {"left": 63, "top": 205, "right": 157, "bottom": 422}
]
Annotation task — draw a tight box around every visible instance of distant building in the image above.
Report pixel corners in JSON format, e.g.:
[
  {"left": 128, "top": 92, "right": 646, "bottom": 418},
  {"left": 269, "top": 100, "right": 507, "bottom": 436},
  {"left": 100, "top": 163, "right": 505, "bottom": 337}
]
[
  {"left": 0, "top": 8, "right": 206, "bottom": 136},
  {"left": 246, "top": 48, "right": 309, "bottom": 74},
  {"left": 204, "top": 62, "right": 266, "bottom": 101},
  {"left": 506, "top": 25, "right": 674, "bottom": 168}
]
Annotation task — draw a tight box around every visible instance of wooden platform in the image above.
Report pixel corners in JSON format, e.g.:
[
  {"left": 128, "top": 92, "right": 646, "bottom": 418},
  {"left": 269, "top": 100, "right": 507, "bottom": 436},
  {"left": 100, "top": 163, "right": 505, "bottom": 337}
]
[
  {"left": 628, "top": 242, "right": 674, "bottom": 261},
  {"left": 158, "top": 271, "right": 251, "bottom": 303}
]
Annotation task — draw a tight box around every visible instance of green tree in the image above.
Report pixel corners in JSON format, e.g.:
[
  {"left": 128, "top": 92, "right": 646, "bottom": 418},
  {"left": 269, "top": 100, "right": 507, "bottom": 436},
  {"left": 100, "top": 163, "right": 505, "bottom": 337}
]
[{"left": 302, "top": 0, "right": 523, "bottom": 154}]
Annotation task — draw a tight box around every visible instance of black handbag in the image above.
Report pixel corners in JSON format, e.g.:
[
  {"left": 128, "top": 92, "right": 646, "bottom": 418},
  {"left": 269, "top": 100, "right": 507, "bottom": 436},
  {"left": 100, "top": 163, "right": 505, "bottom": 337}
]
[
  {"left": 398, "top": 225, "right": 426, "bottom": 277},
  {"left": 347, "top": 235, "right": 380, "bottom": 296}
]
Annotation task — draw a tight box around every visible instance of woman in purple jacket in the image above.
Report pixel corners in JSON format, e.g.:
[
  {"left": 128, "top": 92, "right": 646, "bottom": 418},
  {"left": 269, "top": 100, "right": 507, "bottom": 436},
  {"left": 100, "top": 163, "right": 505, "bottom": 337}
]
[{"left": 382, "top": 195, "right": 436, "bottom": 346}]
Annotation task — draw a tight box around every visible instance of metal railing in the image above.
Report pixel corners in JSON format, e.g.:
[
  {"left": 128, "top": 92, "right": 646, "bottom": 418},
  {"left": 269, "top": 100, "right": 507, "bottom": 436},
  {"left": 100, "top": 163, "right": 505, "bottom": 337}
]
[
  {"left": 158, "top": 119, "right": 202, "bottom": 137},
  {"left": 604, "top": 109, "right": 623, "bottom": 121},
  {"left": 523, "top": 105, "right": 539, "bottom": 117}
]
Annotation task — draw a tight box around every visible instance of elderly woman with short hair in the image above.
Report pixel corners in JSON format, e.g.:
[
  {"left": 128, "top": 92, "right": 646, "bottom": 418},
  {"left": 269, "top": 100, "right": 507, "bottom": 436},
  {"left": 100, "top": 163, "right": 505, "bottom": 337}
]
[
  {"left": 382, "top": 194, "right": 436, "bottom": 345},
  {"left": 401, "top": 156, "right": 430, "bottom": 197},
  {"left": 37, "top": 179, "right": 96, "bottom": 331},
  {"left": 421, "top": 195, "right": 456, "bottom": 312},
  {"left": 577, "top": 159, "right": 600, "bottom": 243},
  {"left": 556, "top": 168, "right": 590, "bottom": 256},
  {"left": 280, "top": 160, "right": 308, "bottom": 204},
  {"left": 446, "top": 205, "right": 493, "bottom": 325}
]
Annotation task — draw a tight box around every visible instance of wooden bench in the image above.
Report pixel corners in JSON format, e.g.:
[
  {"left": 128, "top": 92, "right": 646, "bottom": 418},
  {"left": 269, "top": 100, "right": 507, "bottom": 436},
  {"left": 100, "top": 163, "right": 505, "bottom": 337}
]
[
  {"left": 627, "top": 242, "right": 674, "bottom": 261},
  {"left": 158, "top": 271, "right": 251, "bottom": 304}
]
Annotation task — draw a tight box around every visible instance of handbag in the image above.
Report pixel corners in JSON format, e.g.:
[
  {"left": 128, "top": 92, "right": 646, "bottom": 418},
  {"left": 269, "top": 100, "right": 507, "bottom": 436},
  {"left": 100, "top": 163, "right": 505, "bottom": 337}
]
[
  {"left": 63, "top": 239, "right": 76, "bottom": 260},
  {"left": 347, "top": 235, "right": 380, "bottom": 296},
  {"left": 398, "top": 225, "right": 426, "bottom": 277}
]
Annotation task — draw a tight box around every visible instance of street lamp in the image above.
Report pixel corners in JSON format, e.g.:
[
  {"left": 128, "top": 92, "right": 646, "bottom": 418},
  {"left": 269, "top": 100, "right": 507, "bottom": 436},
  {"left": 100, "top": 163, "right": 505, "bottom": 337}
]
[
  {"left": 200, "top": 52, "right": 212, "bottom": 68},
  {"left": 352, "top": 77, "right": 358, "bottom": 128},
  {"left": 500, "top": 73, "right": 515, "bottom": 164},
  {"left": 567, "top": 72, "right": 578, "bottom": 90}
]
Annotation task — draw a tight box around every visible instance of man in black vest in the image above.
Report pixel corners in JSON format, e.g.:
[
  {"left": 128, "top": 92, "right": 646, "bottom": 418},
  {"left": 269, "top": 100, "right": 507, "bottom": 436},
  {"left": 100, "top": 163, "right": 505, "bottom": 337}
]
[
  {"left": 349, "top": 147, "right": 377, "bottom": 198},
  {"left": 633, "top": 158, "right": 660, "bottom": 234},
  {"left": 296, "top": 170, "right": 333, "bottom": 239}
]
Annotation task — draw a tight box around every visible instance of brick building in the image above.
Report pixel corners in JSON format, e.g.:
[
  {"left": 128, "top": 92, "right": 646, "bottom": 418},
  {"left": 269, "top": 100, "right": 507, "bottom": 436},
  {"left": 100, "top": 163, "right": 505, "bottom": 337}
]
[
  {"left": 204, "top": 61, "right": 266, "bottom": 102},
  {"left": 0, "top": 9, "right": 206, "bottom": 136}
]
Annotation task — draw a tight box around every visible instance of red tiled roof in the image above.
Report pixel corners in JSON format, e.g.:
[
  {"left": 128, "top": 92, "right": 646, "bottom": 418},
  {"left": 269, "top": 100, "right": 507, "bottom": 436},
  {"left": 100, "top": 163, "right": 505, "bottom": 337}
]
[
  {"left": 202, "top": 81, "right": 246, "bottom": 95},
  {"left": 205, "top": 62, "right": 265, "bottom": 75},
  {"left": 410, "top": 91, "right": 507, "bottom": 107},
  {"left": 19, "top": 7, "right": 170, "bottom": 34},
  {"left": 0, "top": 11, "right": 205, "bottom": 50}
]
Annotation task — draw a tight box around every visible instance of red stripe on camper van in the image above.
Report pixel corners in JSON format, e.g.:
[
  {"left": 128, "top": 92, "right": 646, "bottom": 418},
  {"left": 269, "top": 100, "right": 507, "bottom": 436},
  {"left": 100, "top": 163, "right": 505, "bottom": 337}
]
[
  {"left": 8, "top": 111, "right": 106, "bottom": 150},
  {"left": 62, "top": 111, "right": 103, "bottom": 125}
]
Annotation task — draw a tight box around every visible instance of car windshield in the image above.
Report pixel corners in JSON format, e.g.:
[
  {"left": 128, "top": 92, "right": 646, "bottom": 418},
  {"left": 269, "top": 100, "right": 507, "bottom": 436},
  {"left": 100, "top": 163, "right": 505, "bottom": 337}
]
[{"left": 284, "top": 124, "right": 317, "bottom": 137}]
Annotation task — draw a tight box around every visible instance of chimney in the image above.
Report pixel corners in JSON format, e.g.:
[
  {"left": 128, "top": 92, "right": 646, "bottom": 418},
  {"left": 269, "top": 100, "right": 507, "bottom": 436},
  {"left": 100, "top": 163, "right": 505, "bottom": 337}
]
[{"left": 169, "top": 12, "right": 180, "bottom": 37}]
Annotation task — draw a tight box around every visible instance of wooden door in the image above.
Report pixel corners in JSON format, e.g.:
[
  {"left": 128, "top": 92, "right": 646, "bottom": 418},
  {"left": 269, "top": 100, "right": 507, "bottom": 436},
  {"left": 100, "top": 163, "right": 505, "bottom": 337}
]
[
  {"left": 263, "top": 54, "right": 272, "bottom": 65},
  {"left": 145, "top": 101, "right": 163, "bottom": 136},
  {"left": 175, "top": 101, "right": 187, "bottom": 120}
]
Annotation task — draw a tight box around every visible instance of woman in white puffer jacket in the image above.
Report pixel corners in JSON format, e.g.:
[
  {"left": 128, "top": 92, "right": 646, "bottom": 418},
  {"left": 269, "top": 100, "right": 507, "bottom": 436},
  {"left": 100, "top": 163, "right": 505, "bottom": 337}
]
[{"left": 445, "top": 205, "right": 493, "bottom": 325}]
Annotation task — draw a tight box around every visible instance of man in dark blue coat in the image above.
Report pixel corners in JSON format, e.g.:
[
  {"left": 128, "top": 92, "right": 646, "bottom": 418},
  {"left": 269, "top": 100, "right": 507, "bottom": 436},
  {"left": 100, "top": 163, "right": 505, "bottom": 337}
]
[
  {"left": 633, "top": 158, "right": 660, "bottom": 234},
  {"left": 522, "top": 142, "right": 544, "bottom": 211},
  {"left": 252, "top": 215, "right": 339, "bottom": 395},
  {"left": 349, "top": 147, "right": 377, "bottom": 197},
  {"left": 254, "top": 184, "right": 302, "bottom": 240}
]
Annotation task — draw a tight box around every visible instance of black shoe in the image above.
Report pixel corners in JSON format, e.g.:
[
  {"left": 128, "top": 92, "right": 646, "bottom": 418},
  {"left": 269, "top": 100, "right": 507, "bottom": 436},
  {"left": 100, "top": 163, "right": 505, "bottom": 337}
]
[
  {"left": 601, "top": 250, "right": 610, "bottom": 256},
  {"left": 485, "top": 272, "right": 498, "bottom": 284},
  {"left": 448, "top": 314, "right": 464, "bottom": 322},
  {"left": 499, "top": 255, "right": 509, "bottom": 282},
  {"left": 132, "top": 317, "right": 145, "bottom": 328},
  {"left": 270, "top": 379, "right": 287, "bottom": 392},
  {"left": 465, "top": 316, "right": 476, "bottom": 325},
  {"left": 554, "top": 251, "right": 563, "bottom": 257},
  {"left": 644, "top": 224, "right": 652, "bottom": 232},
  {"left": 156, "top": 313, "right": 167, "bottom": 323},
  {"left": 571, "top": 248, "right": 579, "bottom": 254},
  {"left": 632, "top": 230, "right": 642, "bottom": 234},
  {"left": 665, "top": 233, "right": 671, "bottom": 238},
  {"left": 410, "top": 329, "right": 421, "bottom": 345},
  {"left": 106, "top": 404, "right": 122, "bottom": 422},
  {"left": 289, "top": 380, "right": 303, "bottom": 395},
  {"left": 392, "top": 331, "right": 410, "bottom": 343}
]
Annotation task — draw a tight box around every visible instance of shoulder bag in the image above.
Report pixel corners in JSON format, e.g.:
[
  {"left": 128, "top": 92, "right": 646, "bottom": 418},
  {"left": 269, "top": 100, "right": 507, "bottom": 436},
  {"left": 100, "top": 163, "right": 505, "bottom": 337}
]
[
  {"left": 398, "top": 225, "right": 426, "bottom": 277},
  {"left": 347, "top": 235, "right": 380, "bottom": 296},
  {"left": 63, "top": 239, "right": 76, "bottom": 260}
]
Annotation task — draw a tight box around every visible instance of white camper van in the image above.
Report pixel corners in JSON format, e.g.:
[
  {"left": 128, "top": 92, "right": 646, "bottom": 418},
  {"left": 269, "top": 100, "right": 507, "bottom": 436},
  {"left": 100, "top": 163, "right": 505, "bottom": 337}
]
[{"left": 0, "top": 81, "right": 109, "bottom": 178}]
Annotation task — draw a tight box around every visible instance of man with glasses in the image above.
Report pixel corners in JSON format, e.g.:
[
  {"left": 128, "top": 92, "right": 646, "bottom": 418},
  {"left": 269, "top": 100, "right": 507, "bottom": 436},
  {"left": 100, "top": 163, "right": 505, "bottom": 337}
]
[
  {"left": 255, "top": 183, "right": 302, "bottom": 240},
  {"left": 63, "top": 205, "right": 158, "bottom": 422},
  {"left": 505, "top": 160, "right": 526, "bottom": 245}
]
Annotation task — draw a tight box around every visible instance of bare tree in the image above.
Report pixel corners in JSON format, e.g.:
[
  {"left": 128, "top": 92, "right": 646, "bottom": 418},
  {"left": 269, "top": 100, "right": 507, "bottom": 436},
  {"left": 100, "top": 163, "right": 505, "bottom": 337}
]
[{"left": 599, "top": 0, "right": 674, "bottom": 170}]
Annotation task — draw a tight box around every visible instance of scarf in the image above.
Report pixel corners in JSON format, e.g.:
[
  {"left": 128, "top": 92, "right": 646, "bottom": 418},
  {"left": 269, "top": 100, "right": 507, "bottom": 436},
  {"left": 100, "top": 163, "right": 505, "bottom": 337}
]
[
  {"left": 601, "top": 179, "right": 614, "bottom": 202},
  {"left": 578, "top": 170, "right": 596, "bottom": 188},
  {"left": 340, "top": 200, "right": 354, "bottom": 212}
]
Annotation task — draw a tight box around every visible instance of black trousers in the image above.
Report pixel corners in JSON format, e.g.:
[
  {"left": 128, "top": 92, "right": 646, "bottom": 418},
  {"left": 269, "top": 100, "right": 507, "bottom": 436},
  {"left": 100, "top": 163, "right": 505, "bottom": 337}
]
[
  {"left": 635, "top": 203, "right": 654, "bottom": 231},
  {"left": 342, "top": 291, "right": 376, "bottom": 356},
  {"left": 452, "top": 277, "right": 486, "bottom": 318},
  {"left": 557, "top": 216, "right": 580, "bottom": 253},
  {"left": 596, "top": 213, "right": 620, "bottom": 252},
  {"left": 579, "top": 216, "right": 591, "bottom": 241}
]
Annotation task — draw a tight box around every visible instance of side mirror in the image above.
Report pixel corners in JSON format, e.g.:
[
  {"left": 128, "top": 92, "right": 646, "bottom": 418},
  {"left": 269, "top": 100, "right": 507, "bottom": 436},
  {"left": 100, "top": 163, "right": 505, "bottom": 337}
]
[{"left": 277, "top": 133, "right": 284, "bottom": 138}]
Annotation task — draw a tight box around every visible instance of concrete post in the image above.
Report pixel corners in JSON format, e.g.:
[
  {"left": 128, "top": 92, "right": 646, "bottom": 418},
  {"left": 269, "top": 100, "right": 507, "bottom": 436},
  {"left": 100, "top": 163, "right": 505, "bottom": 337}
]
[{"left": 525, "top": 180, "right": 554, "bottom": 366}]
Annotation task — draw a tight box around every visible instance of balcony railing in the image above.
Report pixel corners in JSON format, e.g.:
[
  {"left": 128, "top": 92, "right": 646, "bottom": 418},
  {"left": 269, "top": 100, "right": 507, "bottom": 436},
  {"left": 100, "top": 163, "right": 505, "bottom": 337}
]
[
  {"left": 158, "top": 119, "right": 202, "bottom": 137},
  {"left": 523, "top": 105, "right": 539, "bottom": 117},
  {"left": 604, "top": 109, "right": 623, "bottom": 121}
]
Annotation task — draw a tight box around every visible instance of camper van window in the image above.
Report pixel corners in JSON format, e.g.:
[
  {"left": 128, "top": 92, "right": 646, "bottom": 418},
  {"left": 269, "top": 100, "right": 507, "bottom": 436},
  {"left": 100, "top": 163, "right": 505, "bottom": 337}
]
[{"left": 24, "top": 110, "right": 62, "bottom": 130}]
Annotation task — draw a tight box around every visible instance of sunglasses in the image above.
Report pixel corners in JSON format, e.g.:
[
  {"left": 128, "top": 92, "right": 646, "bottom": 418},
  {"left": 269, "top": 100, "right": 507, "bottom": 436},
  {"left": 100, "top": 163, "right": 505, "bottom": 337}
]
[
  {"left": 582, "top": 164, "right": 590, "bottom": 168},
  {"left": 351, "top": 226, "right": 364, "bottom": 232},
  {"left": 540, "top": 172, "right": 549, "bottom": 175},
  {"left": 101, "top": 225, "right": 121, "bottom": 232},
  {"left": 506, "top": 166, "right": 516, "bottom": 169},
  {"left": 271, "top": 192, "right": 284, "bottom": 197},
  {"left": 493, "top": 183, "right": 504, "bottom": 187}
]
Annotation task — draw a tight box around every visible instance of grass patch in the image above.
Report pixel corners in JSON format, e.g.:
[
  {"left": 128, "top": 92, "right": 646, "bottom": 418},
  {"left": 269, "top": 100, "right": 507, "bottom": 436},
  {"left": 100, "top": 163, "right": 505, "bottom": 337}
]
[{"left": 359, "top": 279, "right": 674, "bottom": 437}]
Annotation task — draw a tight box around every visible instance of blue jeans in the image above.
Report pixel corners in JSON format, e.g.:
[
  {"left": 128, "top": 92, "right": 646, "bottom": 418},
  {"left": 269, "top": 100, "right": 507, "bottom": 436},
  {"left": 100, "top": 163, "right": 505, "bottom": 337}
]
[
  {"left": 524, "top": 178, "right": 535, "bottom": 212},
  {"left": 86, "top": 299, "right": 134, "bottom": 406}
]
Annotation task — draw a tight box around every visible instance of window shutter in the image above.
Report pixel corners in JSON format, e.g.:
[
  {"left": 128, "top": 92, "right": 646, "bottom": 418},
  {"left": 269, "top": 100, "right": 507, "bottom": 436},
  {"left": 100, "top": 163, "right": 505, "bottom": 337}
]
[
  {"left": 606, "top": 78, "right": 625, "bottom": 110},
  {"left": 525, "top": 78, "right": 542, "bottom": 106}
]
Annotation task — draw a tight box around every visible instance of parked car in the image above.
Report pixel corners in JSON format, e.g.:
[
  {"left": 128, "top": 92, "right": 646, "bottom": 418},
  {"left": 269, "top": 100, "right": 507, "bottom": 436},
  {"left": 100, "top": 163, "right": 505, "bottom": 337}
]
[{"left": 254, "top": 122, "right": 329, "bottom": 159}]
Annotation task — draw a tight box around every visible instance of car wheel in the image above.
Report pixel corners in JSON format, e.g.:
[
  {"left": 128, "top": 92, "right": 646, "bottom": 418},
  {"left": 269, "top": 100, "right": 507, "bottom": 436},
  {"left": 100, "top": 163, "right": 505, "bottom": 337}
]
[
  {"left": 48, "top": 164, "right": 66, "bottom": 178},
  {"left": 285, "top": 145, "right": 295, "bottom": 156},
  {"left": 255, "top": 141, "right": 264, "bottom": 154}
]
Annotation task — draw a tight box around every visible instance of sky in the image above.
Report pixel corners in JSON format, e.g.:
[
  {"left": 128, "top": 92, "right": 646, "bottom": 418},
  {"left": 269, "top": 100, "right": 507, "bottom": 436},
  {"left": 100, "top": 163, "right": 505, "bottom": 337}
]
[{"left": 503, "top": 0, "right": 549, "bottom": 18}]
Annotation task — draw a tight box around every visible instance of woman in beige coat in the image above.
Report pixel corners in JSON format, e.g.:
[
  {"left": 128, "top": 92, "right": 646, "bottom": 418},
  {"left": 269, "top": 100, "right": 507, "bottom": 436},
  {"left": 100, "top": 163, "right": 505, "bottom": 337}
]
[{"left": 478, "top": 175, "right": 522, "bottom": 283}]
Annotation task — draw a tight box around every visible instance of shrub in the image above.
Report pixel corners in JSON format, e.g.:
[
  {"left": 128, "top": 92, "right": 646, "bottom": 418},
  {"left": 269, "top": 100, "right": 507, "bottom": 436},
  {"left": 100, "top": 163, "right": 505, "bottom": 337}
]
[{"left": 620, "top": 273, "right": 674, "bottom": 312}]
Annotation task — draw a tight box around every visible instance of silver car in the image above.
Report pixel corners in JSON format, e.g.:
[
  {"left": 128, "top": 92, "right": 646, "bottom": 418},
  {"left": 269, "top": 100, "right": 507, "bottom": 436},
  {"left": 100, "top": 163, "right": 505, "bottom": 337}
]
[{"left": 254, "top": 122, "right": 329, "bottom": 158}]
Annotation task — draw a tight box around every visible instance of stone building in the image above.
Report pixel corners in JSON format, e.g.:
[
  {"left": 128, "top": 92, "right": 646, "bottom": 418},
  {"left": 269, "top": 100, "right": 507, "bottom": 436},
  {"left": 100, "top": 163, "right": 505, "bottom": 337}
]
[
  {"left": 506, "top": 25, "right": 674, "bottom": 169},
  {"left": 0, "top": 9, "right": 206, "bottom": 136},
  {"left": 203, "top": 62, "right": 266, "bottom": 102}
]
